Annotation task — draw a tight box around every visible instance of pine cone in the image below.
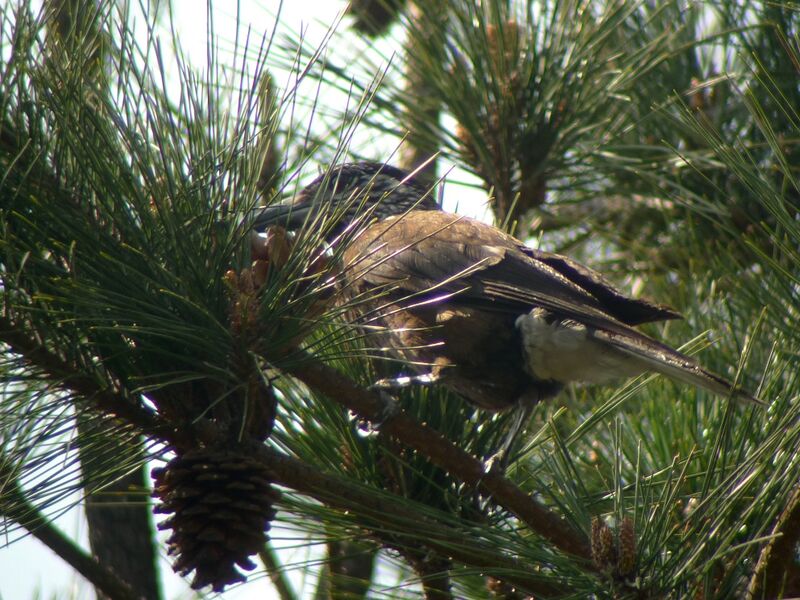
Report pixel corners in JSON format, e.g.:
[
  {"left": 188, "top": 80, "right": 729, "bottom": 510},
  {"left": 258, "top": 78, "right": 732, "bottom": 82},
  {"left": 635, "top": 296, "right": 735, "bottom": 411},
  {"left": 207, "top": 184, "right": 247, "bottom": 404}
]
[
  {"left": 152, "top": 447, "right": 280, "bottom": 592},
  {"left": 617, "top": 517, "right": 637, "bottom": 577},
  {"left": 591, "top": 516, "right": 615, "bottom": 572}
]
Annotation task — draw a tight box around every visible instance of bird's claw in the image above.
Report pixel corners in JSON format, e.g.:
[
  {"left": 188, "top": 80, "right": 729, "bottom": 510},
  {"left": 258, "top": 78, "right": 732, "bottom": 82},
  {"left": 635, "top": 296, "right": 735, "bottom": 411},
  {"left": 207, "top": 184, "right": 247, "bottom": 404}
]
[
  {"left": 482, "top": 451, "right": 509, "bottom": 476},
  {"left": 375, "top": 391, "right": 400, "bottom": 425},
  {"left": 370, "top": 372, "right": 439, "bottom": 391},
  {"left": 357, "top": 391, "right": 401, "bottom": 431}
]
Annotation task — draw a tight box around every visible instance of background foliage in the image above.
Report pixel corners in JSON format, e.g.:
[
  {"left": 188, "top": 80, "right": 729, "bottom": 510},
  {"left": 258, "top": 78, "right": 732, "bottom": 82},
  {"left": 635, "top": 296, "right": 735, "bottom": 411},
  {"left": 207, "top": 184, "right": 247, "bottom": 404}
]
[{"left": 1, "top": 0, "right": 799, "bottom": 598}]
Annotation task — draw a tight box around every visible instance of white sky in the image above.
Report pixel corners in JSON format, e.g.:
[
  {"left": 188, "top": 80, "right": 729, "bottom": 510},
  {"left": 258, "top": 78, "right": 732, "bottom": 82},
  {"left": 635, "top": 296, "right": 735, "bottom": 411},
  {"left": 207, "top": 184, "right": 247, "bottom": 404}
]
[{"left": 0, "top": 1, "right": 490, "bottom": 598}]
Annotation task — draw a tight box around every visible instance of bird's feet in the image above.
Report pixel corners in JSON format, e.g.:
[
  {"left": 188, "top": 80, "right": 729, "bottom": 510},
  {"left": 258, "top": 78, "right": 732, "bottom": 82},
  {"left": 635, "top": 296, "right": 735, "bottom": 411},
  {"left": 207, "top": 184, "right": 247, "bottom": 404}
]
[
  {"left": 356, "top": 391, "right": 402, "bottom": 433},
  {"left": 482, "top": 451, "right": 510, "bottom": 476},
  {"left": 372, "top": 391, "right": 401, "bottom": 426},
  {"left": 370, "top": 372, "right": 440, "bottom": 390},
  {"left": 482, "top": 403, "right": 536, "bottom": 475}
]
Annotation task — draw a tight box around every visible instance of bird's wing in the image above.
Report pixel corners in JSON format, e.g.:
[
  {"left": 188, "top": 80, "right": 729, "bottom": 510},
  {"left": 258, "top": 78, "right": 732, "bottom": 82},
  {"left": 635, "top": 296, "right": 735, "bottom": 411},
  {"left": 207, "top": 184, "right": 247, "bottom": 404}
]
[
  {"left": 343, "top": 211, "right": 675, "bottom": 327},
  {"left": 519, "top": 248, "right": 680, "bottom": 325}
]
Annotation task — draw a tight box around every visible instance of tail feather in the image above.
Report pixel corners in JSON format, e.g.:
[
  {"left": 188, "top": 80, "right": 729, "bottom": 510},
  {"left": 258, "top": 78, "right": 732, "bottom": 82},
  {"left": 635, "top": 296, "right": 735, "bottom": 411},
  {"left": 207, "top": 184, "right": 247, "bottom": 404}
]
[{"left": 592, "top": 329, "right": 763, "bottom": 406}]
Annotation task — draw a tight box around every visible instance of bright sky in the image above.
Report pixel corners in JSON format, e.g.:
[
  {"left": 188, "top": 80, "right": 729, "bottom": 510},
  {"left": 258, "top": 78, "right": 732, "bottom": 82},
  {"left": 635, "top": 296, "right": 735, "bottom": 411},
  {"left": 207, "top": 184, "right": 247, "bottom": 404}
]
[{"left": 0, "top": 2, "right": 489, "bottom": 598}]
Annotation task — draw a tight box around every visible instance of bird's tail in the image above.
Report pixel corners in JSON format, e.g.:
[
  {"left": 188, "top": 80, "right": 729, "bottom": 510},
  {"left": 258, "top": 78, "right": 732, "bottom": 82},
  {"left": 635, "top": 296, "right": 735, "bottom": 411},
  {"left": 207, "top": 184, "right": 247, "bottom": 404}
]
[{"left": 592, "top": 329, "right": 762, "bottom": 405}]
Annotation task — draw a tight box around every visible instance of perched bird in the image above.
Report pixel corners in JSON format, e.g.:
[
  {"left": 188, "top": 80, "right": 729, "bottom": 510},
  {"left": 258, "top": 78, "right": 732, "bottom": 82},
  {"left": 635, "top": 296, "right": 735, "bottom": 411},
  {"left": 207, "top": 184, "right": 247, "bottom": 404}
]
[{"left": 253, "top": 162, "right": 758, "bottom": 410}]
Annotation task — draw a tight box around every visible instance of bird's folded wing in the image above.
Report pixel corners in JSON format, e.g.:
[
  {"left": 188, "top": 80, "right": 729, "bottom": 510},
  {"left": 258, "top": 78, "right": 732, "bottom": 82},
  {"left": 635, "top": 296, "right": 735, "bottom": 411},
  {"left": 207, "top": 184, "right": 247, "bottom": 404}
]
[
  {"left": 342, "top": 211, "right": 678, "bottom": 328},
  {"left": 520, "top": 248, "right": 681, "bottom": 325}
]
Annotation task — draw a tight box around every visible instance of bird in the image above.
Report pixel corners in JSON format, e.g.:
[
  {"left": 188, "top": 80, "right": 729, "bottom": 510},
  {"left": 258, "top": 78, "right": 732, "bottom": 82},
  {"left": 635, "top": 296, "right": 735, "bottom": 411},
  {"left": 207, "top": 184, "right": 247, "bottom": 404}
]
[{"left": 252, "top": 161, "right": 759, "bottom": 411}]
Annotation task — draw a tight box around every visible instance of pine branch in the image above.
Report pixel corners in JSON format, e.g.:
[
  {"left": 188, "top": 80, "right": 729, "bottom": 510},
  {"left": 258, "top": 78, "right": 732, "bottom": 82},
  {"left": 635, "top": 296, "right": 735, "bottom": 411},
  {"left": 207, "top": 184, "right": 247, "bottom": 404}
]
[
  {"left": 325, "top": 539, "right": 377, "bottom": 600},
  {"left": 256, "top": 445, "right": 567, "bottom": 597},
  {"left": 78, "top": 422, "right": 162, "bottom": 600},
  {"left": 0, "top": 469, "right": 141, "bottom": 600},
  {"left": 276, "top": 350, "right": 593, "bottom": 563},
  {"left": 3, "top": 307, "right": 580, "bottom": 596}
]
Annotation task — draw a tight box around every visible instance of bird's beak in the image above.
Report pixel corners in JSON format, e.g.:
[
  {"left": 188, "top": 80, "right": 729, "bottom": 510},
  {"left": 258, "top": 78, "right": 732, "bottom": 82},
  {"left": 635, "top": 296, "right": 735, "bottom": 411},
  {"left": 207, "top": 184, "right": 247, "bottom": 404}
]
[{"left": 250, "top": 199, "right": 312, "bottom": 232}]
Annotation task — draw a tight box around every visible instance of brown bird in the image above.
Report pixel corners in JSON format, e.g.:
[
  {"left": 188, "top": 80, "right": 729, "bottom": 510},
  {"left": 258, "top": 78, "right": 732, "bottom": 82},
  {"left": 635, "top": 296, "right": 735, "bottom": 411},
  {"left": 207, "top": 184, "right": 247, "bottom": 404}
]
[{"left": 253, "top": 162, "right": 759, "bottom": 410}]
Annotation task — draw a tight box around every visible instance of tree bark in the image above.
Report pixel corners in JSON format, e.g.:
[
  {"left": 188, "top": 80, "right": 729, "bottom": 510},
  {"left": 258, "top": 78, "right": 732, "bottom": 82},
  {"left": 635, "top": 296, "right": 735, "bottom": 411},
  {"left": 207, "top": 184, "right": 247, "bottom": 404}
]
[{"left": 78, "top": 420, "right": 162, "bottom": 600}]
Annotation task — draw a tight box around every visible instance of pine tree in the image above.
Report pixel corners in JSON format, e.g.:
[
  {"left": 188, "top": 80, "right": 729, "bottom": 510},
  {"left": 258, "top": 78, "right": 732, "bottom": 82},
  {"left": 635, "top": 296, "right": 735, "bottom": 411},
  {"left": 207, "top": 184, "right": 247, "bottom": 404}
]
[{"left": 2, "top": 1, "right": 799, "bottom": 598}]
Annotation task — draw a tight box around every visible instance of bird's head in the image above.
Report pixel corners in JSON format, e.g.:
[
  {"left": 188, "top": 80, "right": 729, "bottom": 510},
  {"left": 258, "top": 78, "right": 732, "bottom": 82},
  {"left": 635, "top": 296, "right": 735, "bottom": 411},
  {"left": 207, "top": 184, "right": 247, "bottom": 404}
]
[{"left": 251, "top": 162, "right": 440, "bottom": 239}]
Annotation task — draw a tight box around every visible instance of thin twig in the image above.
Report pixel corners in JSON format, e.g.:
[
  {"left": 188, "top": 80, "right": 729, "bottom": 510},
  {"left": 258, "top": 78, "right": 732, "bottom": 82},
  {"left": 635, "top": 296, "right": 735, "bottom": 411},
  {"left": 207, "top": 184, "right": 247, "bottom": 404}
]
[{"left": 279, "top": 350, "right": 593, "bottom": 562}]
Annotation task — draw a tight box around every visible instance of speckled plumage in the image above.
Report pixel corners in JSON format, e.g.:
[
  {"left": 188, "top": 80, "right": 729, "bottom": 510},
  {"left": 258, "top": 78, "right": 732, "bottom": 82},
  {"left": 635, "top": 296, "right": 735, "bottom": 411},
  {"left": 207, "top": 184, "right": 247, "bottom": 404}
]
[
  {"left": 253, "top": 162, "right": 439, "bottom": 239},
  {"left": 253, "top": 162, "right": 758, "bottom": 409}
]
